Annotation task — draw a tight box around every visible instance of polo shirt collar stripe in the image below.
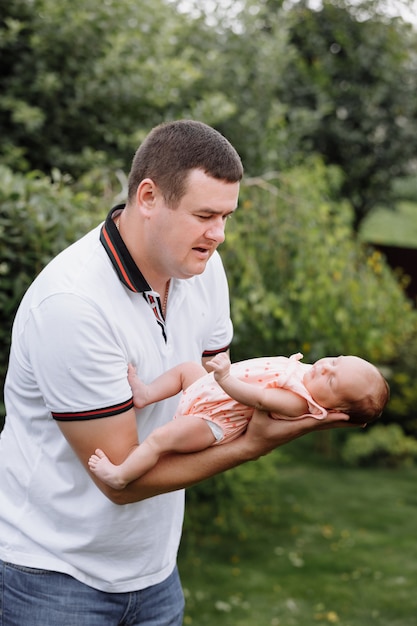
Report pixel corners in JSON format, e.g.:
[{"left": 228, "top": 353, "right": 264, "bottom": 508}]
[{"left": 100, "top": 204, "right": 151, "bottom": 293}]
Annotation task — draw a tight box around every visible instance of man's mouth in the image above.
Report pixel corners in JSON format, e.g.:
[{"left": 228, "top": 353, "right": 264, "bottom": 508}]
[{"left": 193, "top": 246, "right": 212, "bottom": 255}]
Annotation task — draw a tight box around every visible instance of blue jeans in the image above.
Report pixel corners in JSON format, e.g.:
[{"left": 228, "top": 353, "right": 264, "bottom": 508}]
[{"left": 0, "top": 560, "right": 184, "bottom": 626}]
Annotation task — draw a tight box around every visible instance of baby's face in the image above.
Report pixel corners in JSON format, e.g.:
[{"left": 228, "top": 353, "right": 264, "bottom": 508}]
[{"left": 303, "top": 356, "right": 376, "bottom": 410}]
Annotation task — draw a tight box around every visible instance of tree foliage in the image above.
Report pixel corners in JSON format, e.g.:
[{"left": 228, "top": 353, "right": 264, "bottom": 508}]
[
  {"left": 3, "top": 1, "right": 416, "bottom": 231},
  {"left": 282, "top": 0, "right": 417, "bottom": 229},
  {"left": 0, "top": 0, "right": 233, "bottom": 175}
]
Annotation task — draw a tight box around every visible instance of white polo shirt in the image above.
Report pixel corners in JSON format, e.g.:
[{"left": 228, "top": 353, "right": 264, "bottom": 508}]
[{"left": 0, "top": 205, "right": 233, "bottom": 592}]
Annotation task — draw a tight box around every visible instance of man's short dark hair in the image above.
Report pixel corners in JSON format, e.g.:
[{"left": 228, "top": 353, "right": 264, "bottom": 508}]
[{"left": 127, "top": 120, "right": 243, "bottom": 206}]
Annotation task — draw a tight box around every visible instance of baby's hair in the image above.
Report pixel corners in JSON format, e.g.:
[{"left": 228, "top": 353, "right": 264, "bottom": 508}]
[{"left": 344, "top": 369, "right": 390, "bottom": 425}]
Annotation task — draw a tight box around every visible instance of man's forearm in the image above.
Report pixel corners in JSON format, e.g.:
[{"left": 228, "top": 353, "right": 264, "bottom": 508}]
[
  {"left": 106, "top": 435, "right": 253, "bottom": 504},
  {"left": 102, "top": 408, "right": 353, "bottom": 505}
]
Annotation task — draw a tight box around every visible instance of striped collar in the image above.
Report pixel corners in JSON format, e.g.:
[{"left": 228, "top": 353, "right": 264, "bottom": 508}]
[{"left": 100, "top": 204, "right": 151, "bottom": 293}]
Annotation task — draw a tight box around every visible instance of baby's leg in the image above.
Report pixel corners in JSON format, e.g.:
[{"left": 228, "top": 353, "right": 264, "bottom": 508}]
[
  {"left": 149, "top": 416, "right": 217, "bottom": 454},
  {"left": 88, "top": 417, "right": 217, "bottom": 490},
  {"left": 88, "top": 450, "right": 129, "bottom": 490},
  {"left": 88, "top": 439, "right": 167, "bottom": 489}
]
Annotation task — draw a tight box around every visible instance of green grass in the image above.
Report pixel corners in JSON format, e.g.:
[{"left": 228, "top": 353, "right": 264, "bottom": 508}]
[{"left": 179, "top": 462, "right": 417, "bottom": 625}]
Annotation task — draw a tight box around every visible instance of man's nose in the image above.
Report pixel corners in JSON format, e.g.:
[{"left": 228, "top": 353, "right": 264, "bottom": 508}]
[{"left": 206, "top": 218, "right": 226, "bottom": 243}]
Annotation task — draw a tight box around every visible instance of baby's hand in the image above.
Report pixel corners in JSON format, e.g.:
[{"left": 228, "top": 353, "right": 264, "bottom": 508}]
[
  {"left": 127, "top": 363, "right": 149, "bottom": 409},
  {"left": 206, "top": 352, "right": 231, "bottom": 383}
]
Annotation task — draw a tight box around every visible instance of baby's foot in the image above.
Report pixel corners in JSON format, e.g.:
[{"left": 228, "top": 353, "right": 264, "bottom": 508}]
[
  {"left": 88, "top": 448, "right": 127, "bottom": 490},
  {"left": 127, "top": 364, "right": 148, "bottom": 409}
]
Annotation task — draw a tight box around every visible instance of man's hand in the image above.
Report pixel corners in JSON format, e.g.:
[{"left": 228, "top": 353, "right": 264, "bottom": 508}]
[{"left": 240, "top": 408, "right": 353, "bottom": 460}]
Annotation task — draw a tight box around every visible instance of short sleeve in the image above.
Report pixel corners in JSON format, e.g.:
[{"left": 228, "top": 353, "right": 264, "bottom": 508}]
[{"left": 26, "top": 292, "right": 132, "bottom": 419}]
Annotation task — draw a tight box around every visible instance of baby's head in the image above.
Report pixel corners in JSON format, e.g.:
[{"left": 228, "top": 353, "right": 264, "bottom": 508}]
[{"left": 303, "top": 355, "right": 390, "bottom": 424}]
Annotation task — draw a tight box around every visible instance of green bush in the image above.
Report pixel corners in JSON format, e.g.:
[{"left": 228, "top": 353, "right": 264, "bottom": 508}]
[
  {"left": 183, "top": 453, "right": 285, "bottom": 541},
  {"left": 382, "top": 330, "right": 417, "bottom": 436},
  {"left": 187, "top": 161, "right": 417, "bottom": 519},
  {"left": 342, "top": 424, "right": 417, "bottom": 468},
  {"left": 224, "top": 159, "right": 417, "bottom": 365},
  {"left": 0, "top": 165, "right": 105, "bottom": 423}
]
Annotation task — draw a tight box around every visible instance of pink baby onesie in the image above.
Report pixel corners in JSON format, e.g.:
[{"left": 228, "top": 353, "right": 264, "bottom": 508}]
[{"left": 174, "top": 353, "right": 327, "bottom": 444}]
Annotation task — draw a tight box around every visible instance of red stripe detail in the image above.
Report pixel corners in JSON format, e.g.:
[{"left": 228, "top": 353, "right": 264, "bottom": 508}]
[
  {"left": 152, "top": 304, "right": 163, "bottom": 323},
  {"left": 102, "top": 226, "right": 137, "bottom": 292},
  {"left": 202, "top": 346, "right": 230, "bottom": 357},
  {"left": 52, "top": 399, "right": 133, "bottom": 420},
  {"left": 144, "top": 294, "right": 164, "bottom": 324}
]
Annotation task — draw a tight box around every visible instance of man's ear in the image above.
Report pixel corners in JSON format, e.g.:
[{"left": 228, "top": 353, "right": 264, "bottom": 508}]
[{"left": 136, "top": 178, "right": 158, "bottom": 215}]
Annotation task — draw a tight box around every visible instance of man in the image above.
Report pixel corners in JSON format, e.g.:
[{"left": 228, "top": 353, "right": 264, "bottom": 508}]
[{"left": 0, "top": 120, "right": 350, "bottom": 625}]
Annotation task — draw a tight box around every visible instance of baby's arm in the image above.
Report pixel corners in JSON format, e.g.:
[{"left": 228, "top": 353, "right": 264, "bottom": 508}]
[
  {"left": 128, "top": 361, "right": 206, "bottom": 409},
  {"left": 207, "top": 353, "right": 308, "bottom": 417}
]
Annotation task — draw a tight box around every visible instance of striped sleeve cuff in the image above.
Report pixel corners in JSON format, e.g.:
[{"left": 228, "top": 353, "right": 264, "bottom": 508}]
[
  {"left": 202, "top": 345, "right": 230, "bottom": 358},
  {"left": 52, "top": 398, "right": 134, "bottom": 421}
]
